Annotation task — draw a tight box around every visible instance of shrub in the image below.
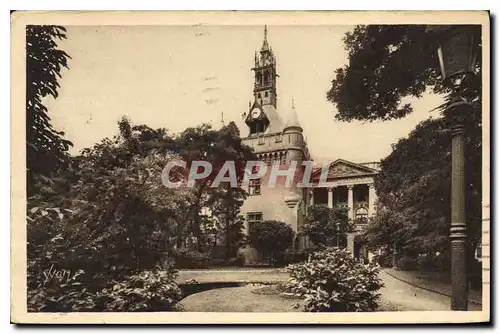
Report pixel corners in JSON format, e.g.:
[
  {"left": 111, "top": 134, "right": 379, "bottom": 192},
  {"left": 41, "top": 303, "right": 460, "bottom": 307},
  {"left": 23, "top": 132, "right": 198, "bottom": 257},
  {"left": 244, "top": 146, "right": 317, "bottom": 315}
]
[
  {"left": 209, "top": 253, "right": 245, "bottom": 267},
  {"left": 98, "top": 269, "right": 182, "bottom": 312},
  {"left": 27, "top": 268, "right": 98, "bottom": 312},
  {"left": 248, "top": 220, "right": 294, "bottom": 266},
  {"left": 275, "top": 249, "right": 310, "bottom": 266},
  {"left": 28, "top": 268, "right": 182, "bottom": 312},
  {"left": 174, "top": 248, "right": 211, "bottom": 269},
  {"left": 26, "top": 151, "right": 193, "bottom": 294},
  {"left": 415, "top": 253, "right": 450, "bottom": 272},
  {"left": 397, "top": 255, "right": 418, "bottom": 271},
  {"left": 416, "top": 254, "right": 437, "bottom": 271},
  {"left": 228, "top": 253, "right": 246, "bottom": 266},
  {"left": 301, "top": 205, "right": 350, "bottom": 247},
  {"left": 373, "top": 252, "right": 393, "bottom": 268},
  {"left": 286, "top": 248, "right": 383, "bottom": 312}
]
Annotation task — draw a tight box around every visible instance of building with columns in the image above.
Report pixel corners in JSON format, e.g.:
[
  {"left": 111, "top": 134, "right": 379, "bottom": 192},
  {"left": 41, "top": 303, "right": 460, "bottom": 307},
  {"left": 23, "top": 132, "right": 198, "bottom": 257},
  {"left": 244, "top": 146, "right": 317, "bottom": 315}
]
[
  {"left": 310, "top": 160, "right": 379, "bottom": 225},
  {"left": 309, "top": 160, "right": 379, "bottom": 258},
  {"left": 237, "top": 27, "right": 379, "bottom": 262}
]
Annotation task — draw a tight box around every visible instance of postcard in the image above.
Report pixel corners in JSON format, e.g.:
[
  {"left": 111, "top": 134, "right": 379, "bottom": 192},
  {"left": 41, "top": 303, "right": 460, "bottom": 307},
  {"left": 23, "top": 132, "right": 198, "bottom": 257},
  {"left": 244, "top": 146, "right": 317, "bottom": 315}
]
[{"left": 11, "top": 10, "right": 490, "bottom": 324}]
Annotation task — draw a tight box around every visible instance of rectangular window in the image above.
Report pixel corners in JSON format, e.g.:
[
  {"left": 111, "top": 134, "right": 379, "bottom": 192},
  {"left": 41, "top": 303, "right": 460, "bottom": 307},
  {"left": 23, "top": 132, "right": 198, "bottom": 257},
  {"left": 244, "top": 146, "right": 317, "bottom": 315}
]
[
  {"left": 248, "top": 178, "right": 261, "bottom": 195},
  {"left": 275, "top": 134, "right": 282, "bottom": 143},
  {"left": 247, "top": 212, "right": 263, "bottom": 235}
]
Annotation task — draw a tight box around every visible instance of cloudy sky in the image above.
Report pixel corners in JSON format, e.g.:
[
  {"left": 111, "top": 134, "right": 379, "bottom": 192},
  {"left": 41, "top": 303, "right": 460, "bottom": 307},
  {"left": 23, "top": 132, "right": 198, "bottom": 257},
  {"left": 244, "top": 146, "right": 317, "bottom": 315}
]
[{"left": 45, "top": 24, "right": 443, "bottom": 163}]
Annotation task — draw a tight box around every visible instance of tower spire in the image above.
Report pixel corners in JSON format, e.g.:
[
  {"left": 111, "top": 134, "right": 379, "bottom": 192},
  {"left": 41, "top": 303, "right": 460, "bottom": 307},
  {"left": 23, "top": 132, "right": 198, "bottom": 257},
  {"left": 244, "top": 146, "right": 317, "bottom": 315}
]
[
  {"left": 251, "top": 25, "right": 277, "bottom": 109},
  {"left": 261, "top": 25, "right": 270, "bottom": 52}
]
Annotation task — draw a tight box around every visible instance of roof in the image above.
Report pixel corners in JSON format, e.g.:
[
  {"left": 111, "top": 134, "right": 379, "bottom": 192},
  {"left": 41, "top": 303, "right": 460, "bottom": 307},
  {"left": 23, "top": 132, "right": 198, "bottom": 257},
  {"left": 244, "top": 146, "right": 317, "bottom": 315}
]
[
  {"left": 244, "top": 100, "right": 285, "bottom": 135},
  {"left": 283, "top": 104, "right": 302, "bottom": 132},
  {"left": 263, "top": 105, "right": 285, "bottom": 134}
]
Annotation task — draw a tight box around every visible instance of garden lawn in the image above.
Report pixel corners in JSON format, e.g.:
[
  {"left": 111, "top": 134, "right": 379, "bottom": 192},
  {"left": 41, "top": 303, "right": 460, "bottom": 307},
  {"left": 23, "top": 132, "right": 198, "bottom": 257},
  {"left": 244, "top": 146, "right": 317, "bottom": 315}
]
[
  {"left": 179, "top": 284, "right": 304, "bottom": 312},
  {"left": 179, "top": 283, "right": 404, "bottom": 312}
]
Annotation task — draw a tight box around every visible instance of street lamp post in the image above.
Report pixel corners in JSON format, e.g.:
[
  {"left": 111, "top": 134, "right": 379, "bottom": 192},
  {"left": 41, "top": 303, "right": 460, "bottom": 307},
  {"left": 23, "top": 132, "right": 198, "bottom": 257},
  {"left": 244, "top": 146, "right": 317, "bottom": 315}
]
[{"left": 429, "top": 25, "right": 480, "bottom": 311}]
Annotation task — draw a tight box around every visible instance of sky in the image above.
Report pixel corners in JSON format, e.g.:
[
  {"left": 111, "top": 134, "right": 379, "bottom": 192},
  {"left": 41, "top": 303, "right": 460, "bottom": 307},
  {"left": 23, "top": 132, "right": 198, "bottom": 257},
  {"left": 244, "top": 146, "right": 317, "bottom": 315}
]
[{"left": 45, "top": 24, "right": 443, "bottom": 164}]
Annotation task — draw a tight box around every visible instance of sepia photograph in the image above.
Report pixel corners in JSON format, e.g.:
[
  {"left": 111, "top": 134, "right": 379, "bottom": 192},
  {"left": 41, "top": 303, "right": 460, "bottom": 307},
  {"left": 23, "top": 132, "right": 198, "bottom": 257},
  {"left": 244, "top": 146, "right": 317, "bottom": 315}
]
[{"left": 10, "top": 11, "right": 490, "bottom": 324}]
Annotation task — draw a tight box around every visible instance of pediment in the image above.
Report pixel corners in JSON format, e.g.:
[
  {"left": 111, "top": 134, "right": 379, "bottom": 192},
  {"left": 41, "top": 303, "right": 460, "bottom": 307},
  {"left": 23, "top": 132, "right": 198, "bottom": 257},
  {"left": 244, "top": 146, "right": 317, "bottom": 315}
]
[{"left": 312, "top": 159, "right": 378, "bottom": 180}]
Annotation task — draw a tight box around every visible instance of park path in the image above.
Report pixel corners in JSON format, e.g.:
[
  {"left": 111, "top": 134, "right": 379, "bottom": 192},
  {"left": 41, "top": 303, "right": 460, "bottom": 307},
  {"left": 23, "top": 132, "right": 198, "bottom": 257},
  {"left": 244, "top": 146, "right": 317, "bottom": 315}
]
[
  {"left": 378, "top": 271, "right": 481, "bottom": 311},
  {"left": 178, "top": 269, "right": 482, "bottom": 312},
  {"left": 384, "top": 268, "right": 482, "bottom": 305}
]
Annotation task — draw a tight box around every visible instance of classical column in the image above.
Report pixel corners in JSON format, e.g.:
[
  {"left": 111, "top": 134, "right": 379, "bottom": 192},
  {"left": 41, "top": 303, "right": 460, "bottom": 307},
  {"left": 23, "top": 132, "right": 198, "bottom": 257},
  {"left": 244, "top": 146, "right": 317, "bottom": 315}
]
[
  {"left": 310, "top": 189, "right": 314, "bottom": 206},
  {"left": 368, "top": 183, "right": 377, "bottom": 217},
  {"left": 327, "top": 188, "right": 333, "bottom": 208},
  {"left": 347, "top": 185, "right": 354, "bottom": 220}
]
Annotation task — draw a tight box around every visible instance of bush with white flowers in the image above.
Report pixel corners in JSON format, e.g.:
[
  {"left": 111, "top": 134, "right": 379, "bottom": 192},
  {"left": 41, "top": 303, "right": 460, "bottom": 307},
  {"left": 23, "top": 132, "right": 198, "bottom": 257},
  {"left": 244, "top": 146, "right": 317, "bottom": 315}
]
[{"left": 286, "top": 248, "right": 383, "bottom": 312}]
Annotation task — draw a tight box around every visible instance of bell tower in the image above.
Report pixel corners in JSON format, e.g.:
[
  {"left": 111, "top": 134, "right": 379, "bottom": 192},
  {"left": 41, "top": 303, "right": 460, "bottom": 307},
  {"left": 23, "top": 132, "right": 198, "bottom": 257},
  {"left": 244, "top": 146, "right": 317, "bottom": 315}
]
[
  {"left": 252, "top": 26, "right": 277, "bottom": 108},
  {"left": 239, "top": 26, "right": 310, "bottom": 264}
]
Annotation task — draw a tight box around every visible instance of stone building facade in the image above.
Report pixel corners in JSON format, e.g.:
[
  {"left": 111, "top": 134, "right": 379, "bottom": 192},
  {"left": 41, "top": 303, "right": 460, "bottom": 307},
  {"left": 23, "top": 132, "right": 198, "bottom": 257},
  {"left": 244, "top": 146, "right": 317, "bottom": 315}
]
[{"left": 238, "top": 27, "right": 379, "bottom": 262}]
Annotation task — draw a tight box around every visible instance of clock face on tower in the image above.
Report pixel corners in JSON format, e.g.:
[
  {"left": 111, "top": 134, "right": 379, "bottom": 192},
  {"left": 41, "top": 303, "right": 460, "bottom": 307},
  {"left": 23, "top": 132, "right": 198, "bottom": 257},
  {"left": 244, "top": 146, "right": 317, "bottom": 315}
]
[{"left": 251, "top": 108, "right": 262, "bottom": 119}]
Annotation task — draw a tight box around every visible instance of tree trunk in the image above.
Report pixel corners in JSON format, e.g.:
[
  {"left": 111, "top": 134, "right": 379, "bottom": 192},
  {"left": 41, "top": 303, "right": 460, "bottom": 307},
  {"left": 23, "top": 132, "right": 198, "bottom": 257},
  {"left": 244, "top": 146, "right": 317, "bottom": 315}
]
[
  {"left": 176, "top": 231, "right": 183, "bottom": 249},
  {"left": 197, "top": 234, "right": 203, "bottom": 252},
  {"left": 177, "top": 182, "right": 207, "bottom": 250}
]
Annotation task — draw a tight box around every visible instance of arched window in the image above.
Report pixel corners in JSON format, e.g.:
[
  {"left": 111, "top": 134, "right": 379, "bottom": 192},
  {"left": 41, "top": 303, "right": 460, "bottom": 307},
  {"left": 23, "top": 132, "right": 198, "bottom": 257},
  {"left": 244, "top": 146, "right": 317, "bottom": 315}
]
[{"left": 355, "top": 207, "right": 368, "bottom": 221}]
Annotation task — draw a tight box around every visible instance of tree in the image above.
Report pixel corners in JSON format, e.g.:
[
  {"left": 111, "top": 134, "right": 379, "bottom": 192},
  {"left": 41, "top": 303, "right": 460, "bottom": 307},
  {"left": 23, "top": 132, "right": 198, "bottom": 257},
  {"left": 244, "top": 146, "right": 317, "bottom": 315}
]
[
  {"left": 27, "top": 117, "right": 193, "bottom": 286},
  {"left": 248, "top": 220, "right": 294, "bottom": 265},
  {"left": 327, "top": 25, "right": 481, "bottom": 122},
  {"left": 362, "top": 207, "right": 407, "bottom": 252},
  {"left": 206, "top": 185, "right": 247, "bottom": 258},
  {"left": 327, "top": 24, "right": 482, "bottom": 263},
  {"left": 26, "top": 148, "right": 188, "bottom": 311},
  {"left": 369, "top": 112, "right": 482, "bottom": 257},
  {"left": 174, "top": 122, "right": 256, "bottom": 250},
  {"left": 300, "top": 205, "right": 350, "bottom": 248},
  {"left": 27, "top": 25, "right": 73, "bottom": 195}
]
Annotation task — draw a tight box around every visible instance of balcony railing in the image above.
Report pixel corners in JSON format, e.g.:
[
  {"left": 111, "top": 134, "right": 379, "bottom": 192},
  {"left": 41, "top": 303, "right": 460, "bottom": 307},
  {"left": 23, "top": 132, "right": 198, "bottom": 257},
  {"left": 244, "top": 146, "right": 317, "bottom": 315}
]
[{"left": 354, "top": 223, "right": 368, "bottom": 232}]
